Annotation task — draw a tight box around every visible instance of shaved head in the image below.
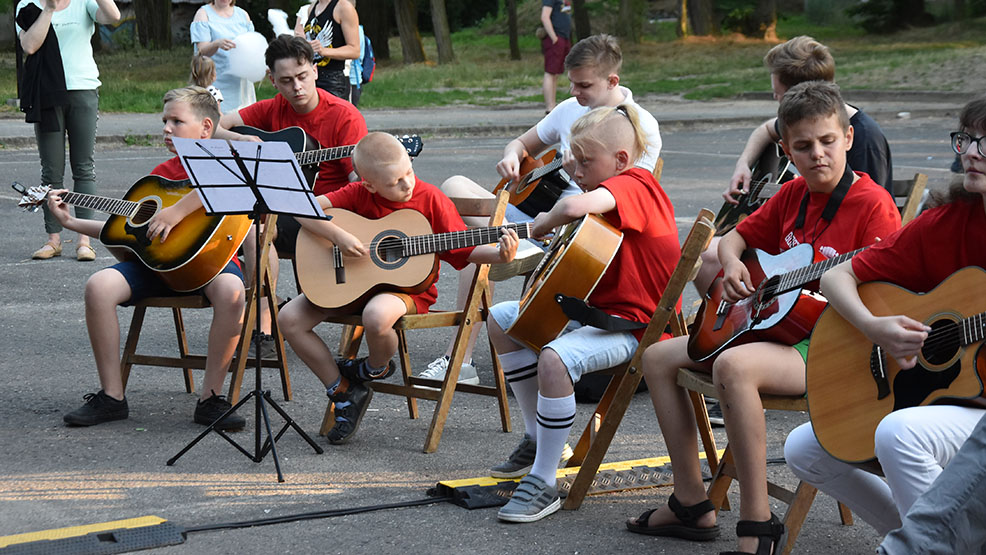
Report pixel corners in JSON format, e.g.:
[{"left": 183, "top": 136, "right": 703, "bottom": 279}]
[{"left": 353, "top": 132, "right": 409, "bottom": 183}]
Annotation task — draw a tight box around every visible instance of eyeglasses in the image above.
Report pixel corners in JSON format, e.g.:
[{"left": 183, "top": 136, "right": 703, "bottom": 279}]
[{"left": 951, "top": 132, "right": 986, "bottom": 157}]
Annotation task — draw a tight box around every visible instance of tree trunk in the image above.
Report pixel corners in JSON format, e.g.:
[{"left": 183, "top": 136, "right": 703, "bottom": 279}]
[
  {"left": 689, "top": 0, "right": 718, "bottom": 35},
  {"left": 133, "top": 0, "right": 171, "bottom": 49},
  {"left": 394, "top": 0, "right": 426, "bottom": 63},
  {"left": 571, "top": 0, "right": 590, "bottom": 40},
  {"left": 753, "top": 0, "right": 777, "bottom": 39},
  {"left": 506, "top": 0, "right": 520, "bottom": 60},
  {"left": 677, "top": 0, "right": 689, "bottom": 37},
  {"left": 953, "top": 0, "right": 967, "bottom": 19},
  {"left": 617, "top": 0, "right": 642, "bottom": 42},
  {"left": 360, "top": 0, "right": 391, "bottom": 61},
  {"left": 429, "top": 0, "right": 455, "bottom": 64}
]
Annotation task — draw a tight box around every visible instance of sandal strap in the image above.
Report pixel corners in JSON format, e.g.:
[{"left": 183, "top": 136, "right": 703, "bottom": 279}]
[
  {"left": 735, "top": 513, "right": 784, "bottom": 541},
  {"left": 668, "top": 493, "right": 716, "bottom": 527}
]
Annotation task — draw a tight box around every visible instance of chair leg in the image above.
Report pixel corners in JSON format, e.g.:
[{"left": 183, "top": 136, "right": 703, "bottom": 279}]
[
  {"left": 688, "top": 390, "right": 720, "bottom": 475},
  {"left": 120, "top": 305, "right": 148, "bottom": 392},
  {"left": 227, "top": 284, "right": 260, "bottom": 404},
  {"left": 780, "top": 481, "right": 819, "bottom": 555},
  {"left": 319, "top": 402, "right": 334, "bottom": 437},
  {"left": 396, "top": 329, "right": 419, "bottom": 419},
  {"left": 838, "top": 501, "right": 854, "bottom": 525},
  {"left": 265, "top": 274, "right": 291, "bottom": 401},
  {"left": 171, "top": 307, "right": 195, "bottom": 394},
  {"left": 338, "top": 324, "right": 363, "bottom": 360},
  {"left": 707, "top": 445, "right": 734, "bottom": 512},
  {"left": 422, "top": 325, "right": 472, "bottom": 454},
  {"left": 488, "top": 335, "right": 511, "bottom": 433}
]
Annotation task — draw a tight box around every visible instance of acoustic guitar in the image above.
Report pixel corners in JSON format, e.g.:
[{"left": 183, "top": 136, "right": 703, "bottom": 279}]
[
  {"left": 506, "top": 214, "right": 623, "bottom": 352},
  {"left": 687, "top": 243, "right": 865, "bottom": 362},
  {"left": 294, "top": 209, "right": 533, "bottom": 310},
  {"left": 491, "top": 149, "right": 568, "bottom": 217},
  {"left": 231, "top": 126, "right": 424, "bottom": 185},
  {"left": 15, "top": 177, "right": 251, "bottom": 292},
  {"left": 806, "top": 266, "right": 986, "bottom": 463},
  {"left": 714, "top": 142, "right": 797, "bottom": 235}
]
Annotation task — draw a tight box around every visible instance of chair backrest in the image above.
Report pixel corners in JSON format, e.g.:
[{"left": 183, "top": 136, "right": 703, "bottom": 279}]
[{"left": 892, "top": 173, "right": 928, "bottom": 225}]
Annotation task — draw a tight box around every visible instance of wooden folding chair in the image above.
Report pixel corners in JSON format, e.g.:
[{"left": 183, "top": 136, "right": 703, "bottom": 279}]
[
  {"left": 561, "top": 208, "right": 717, "bottom": 510},
  {"left": 120, "top": 217, "right": 291, "bottom": 402},
  {"left": 318, "top": 192, "right": 514, "bottom": 453},
  {"left": 893, "top": 172, "right": 928, "bottom": 225}
]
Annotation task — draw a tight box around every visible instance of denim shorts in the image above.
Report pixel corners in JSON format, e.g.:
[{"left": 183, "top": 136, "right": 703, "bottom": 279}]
[
  {"left": 111, "top": 259, "right": 243, "bottom": 306},
  {"left": 489, "top": 300, "right": 638, "bottom": 384}
]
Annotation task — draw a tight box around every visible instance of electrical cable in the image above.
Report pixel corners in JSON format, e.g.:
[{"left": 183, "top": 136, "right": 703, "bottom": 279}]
[{"left": 184, "top": 496, "right": 452, "bottom": 534}]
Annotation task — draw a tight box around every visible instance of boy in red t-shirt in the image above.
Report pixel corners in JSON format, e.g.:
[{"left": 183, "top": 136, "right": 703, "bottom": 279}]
[
  {"left": 55, "top": 87, "right": 247, "bottom": 430},
  {"left": 626, "top": 81, "right": 900, "bottom": 553},
  {"left": 278, "top": 132, "right": 520, "bottom": 445},
  {"left": 784, "top": 97, "right": 986, "bottom": 545},
  {"left": 219, "top": 35, "right": 368, "bottom": 352},
  {"left": 487, "top": 104, "right": 679, "bottom": 523}
]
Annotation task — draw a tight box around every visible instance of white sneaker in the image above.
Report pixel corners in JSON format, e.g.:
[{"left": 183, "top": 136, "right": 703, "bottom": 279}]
[
  {"left": 488, "top": 240, "right": 545, "bottom": 282},
  {"left": 419, "top": 356, "right": 480, "bottom": 385}
]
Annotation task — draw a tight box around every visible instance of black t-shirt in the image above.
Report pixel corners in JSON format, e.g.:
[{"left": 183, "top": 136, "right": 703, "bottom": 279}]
[
  {"left": 542, "top": 0, "right": 572, "bottom": 39},
  {"left": 303, "top": 0, "right": 345, "bottom": 72}
]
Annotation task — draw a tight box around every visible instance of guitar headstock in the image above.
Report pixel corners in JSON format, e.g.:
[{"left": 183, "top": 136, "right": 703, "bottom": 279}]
[
  {"left": 396, "top": 134, "right": 424, "bottom": 158},
  {"left": 11, "top": 182, "right": 50, "bottom": 212}
]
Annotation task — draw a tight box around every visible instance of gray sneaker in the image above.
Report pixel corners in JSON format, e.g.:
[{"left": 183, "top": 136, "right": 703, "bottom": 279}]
[
  {"left": 497, "top": 474, "right": 561, "bottom": 523},
  {"left": 419, "top": 355, "right": 480, "bottom": 386},
  {"left": 490, "top": 434, "right": 574, "bottom": 479}
]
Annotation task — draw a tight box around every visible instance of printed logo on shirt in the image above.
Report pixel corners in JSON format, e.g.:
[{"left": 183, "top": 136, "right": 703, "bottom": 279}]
[
  {"left": 784, "top": 232, "right": 800, "bottom": 249},
  {"left": 561, "top": 0, "right": 572, "bottom": 12},
  {"left": 817, "top": 245, "right": 839, "bottom": 259}
]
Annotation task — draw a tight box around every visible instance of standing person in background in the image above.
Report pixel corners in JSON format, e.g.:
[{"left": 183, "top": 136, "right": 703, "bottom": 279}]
[
  {"left": 15, "top": 0, "right": 120, "bottom": 262},
  {"left": 540, "top": 0, "right": 572, "bottom": 113},
  {"left": 347, "top": 20, "right": 366, "bottom": 107},
  {"left": 190, "top": 0, "right": 255, "bottom": 114},
  {"left": 294, "top": 0, "right": 360, "bottom": 101}
]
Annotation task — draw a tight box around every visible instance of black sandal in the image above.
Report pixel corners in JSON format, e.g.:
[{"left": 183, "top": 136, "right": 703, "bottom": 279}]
[
  {"left": 626, "top": 493, "right": 720, "bottom": 541},
  {"left": 719, "top": 513, "right": 785, "bottom": 555}
]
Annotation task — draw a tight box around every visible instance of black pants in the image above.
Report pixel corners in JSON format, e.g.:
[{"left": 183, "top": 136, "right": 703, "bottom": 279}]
[{"left": 316, "top": 70, "right": 351, "bottom": 101}]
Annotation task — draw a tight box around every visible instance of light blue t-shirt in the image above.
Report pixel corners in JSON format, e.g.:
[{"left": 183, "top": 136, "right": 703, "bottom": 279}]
[
  {"left": 15, "top": 0, "right": 101, "bottom": 90},
  {"left": 190, "top": 4, "right": 255, "bottom": 112}
]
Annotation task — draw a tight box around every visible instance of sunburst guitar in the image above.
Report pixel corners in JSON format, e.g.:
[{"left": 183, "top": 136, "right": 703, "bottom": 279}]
[
  {"left": 806, "top": 266, "right": 986, "bottom": 463},
  {"left": 14, "top": 177, "right": 250, "bottom": 292},
  {"left": 687, "top": 243, "right": 865, "bottom": 362},
  {"left": 492, "top": 149, "right": 567, "bottom": 217},
  {"left": 294, "top": 209, "right": 533, "bottom": 310},
  {"left": 506, "top": 214, "right": 623, "bottom": 352}
]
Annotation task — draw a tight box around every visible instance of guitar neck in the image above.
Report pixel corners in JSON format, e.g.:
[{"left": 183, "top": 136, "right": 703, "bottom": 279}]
[
  {"left": 403, "top": 222, "right": 533, "bottom": 256},
  {"left": 58, "top": 191, "right": 140, "bottom": 218},
  {"left": 958, "top": 311, "right": 986, "bottom": 346},
  {"left": 775, "top": 247, "right": 867, "bottom": 295},
  {"left": 297, "top": 144, "right": 356, "bottom": 166},
  {"left": 521, "top": 158, "right": 564, "bottom": 186}
]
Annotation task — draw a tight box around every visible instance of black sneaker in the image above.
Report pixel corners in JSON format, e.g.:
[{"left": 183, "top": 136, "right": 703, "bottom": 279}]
[
  {"left": 706, "top": 400, "right": 725, "bottom": 427},
  {"left": 194, "top": 392, "right": 246, "bottom": 431},
  {"left": 63, "top": 391, "right": 129, "bottom": 426},
  {"left": 248, "top": 331, "right": 277, "bottom": 359},
  {"left": 335, "top": 357, "right": 396, "bottom": 383},
  {"left": 327, "top": 381, "right": 373, "bottom": 444}
]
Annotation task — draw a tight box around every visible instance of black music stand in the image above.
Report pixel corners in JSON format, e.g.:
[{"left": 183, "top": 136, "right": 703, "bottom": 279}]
[{"left": 166, "top": 137, "right": 325, "bottom": 481}]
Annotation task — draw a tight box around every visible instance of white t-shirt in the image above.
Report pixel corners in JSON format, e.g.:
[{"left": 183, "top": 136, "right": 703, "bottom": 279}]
[
  {"left": 535, "top": 86, "right": 662, "bottom": 195},
  {"left": 16, "top": 0, "right": 101, "bottom": 90}
]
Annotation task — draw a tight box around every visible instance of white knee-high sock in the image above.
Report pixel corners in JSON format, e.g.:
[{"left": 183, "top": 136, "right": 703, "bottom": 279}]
[
  {"left": 530, "top": 393, "right": 576, "bottom": 487},
  {"left": 499, "top": 349, "right": 540, "bottom": 440}
]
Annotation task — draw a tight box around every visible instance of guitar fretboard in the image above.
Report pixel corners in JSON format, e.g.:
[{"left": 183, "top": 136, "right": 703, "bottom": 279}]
[
  {"left": 773, "top": 247, "right": 867, "bottom": 297},
  {"left": 333, "top": 222, "right": 534, "bottom": 264},
  {"left": 521, "top": 159, "right": 564, "bottom": 186},
  {"left": 58, "top": 191, "right": 140, "bottom": 218},
  {"left": 296, "top": 145, "right": 356, "bottom": 167},
  {"left": 959, "top": 311, "right": 986, "bottom": 345}
]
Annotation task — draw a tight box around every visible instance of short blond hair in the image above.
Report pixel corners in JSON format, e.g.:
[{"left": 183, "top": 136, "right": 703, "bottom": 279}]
[
  {"left": 162, "top": 86, "right": 221, "bottom": 134},
  {"left": 565, "top": 34, "right": 622, "bottom": 77},
  {"left": 352, "top": 132, "right": 409, "bottom": 183},
  {"left": 189, "top": 55, "right": 216, "bottom": 88},
  {"left": 570, "top": 104, "right": 649, "bottom": 165},
  {"left": 764, "top": 36, "right": 835, "bottom": 90}
]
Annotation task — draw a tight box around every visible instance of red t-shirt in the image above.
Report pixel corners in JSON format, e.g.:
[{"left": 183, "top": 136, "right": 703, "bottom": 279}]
[
  {"left": 736, "top": 172, "right": 901, "bottom": 288},
  {"left": 150, "top": 157, "right": 188, "bottom": 180},
  {"left": 238, "top": 88, "right": 368, "bottom": 196},
  {"left": 326, "top": 177, "right": 473, "bottom": 314},
  {"left": 586, "top": 168, "right": 680, "bottom": 341},
  {"left": 853, "top": 198, "right": 986, "bottom": 290}
]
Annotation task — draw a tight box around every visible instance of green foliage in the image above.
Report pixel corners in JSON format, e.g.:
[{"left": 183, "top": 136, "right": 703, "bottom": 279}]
[{"left": 846, "top": 0, "right": 935, "bottom": 34}]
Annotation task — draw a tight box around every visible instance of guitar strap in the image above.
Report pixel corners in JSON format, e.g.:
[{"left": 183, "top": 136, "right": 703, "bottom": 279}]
[
  {"left": 555, "top": 294, "right": 647, "bottom": 331},
  {"left": 793, "top": 164, "right": 854, "bottom": 230}
]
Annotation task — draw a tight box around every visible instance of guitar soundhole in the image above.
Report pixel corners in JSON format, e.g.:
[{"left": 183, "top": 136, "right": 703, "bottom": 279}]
[
  {"left": 922, "top": 318, "right": 961, "bottom": 366},
  {"left": 377, "top": 237, "right": 403, "bottom": 263},
  {"left": 130, "top": 199, "right": 160, "bottom": 226},
  {"left": 369, "top": 229, "right": 409, "bottom": 270}
]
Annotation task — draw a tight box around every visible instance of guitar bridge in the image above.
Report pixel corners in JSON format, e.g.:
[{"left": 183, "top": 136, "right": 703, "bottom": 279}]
[
  {"left": 869, "top": 345, "right": 891, "bottom": 400},
  {"left": 333, "top": 246, "right": 346, "bottom": 284},
  {"left": 713, "top": 300, "right": 729, "bottom": 332}
]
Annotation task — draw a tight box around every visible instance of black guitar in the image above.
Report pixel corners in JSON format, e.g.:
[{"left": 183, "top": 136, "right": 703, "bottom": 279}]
[
  {"left": 231, "top": 126, "right": 424, "bottom": 186},
  {"left": 713, "top": 142, "right": 797, "bottom": 236}
]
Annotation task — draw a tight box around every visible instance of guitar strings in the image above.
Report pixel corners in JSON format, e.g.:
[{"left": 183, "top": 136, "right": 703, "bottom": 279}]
[{"left": 346, "top": 223, "right": 527, "bottom": 252}]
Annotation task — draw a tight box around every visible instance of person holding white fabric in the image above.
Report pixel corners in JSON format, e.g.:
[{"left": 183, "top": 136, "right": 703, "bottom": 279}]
[{"left": 191, "top": 0, "right": 255, "bottom": 113}]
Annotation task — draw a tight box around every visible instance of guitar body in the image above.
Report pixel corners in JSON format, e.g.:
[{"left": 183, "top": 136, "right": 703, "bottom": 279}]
[
  {"left": 99, "top": 176, "right": 251, "bottom": 292},
  {"left": 687, "top": 243, "right": 825, "bottom": 361},
  {"left": 231, "top": 125, "right": 321, "bottom": 185},
  {"left": 295, "top": 209, "right": 440, "bottom": 310},
  {"left": 506, "top": 214, "right": 623, "bottom": 352},
  {"left": 492, "top": 149, "right": 566, "bottom": 217},
  {"left": 807, "top": 267, "right": 986, "bottom": 463},
  {"left": 714, "top": 143, "right": 796, "bottom": 236}
]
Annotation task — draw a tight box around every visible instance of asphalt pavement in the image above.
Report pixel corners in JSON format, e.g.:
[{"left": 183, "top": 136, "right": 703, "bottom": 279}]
[{"left": 0, "top": 94, "right": 968, "bottom": 555}]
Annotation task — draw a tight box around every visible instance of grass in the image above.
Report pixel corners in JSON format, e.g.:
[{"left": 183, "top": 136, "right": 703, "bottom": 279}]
[{"left": 1, "top": 14, "right": 984, "bottom": 113}]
